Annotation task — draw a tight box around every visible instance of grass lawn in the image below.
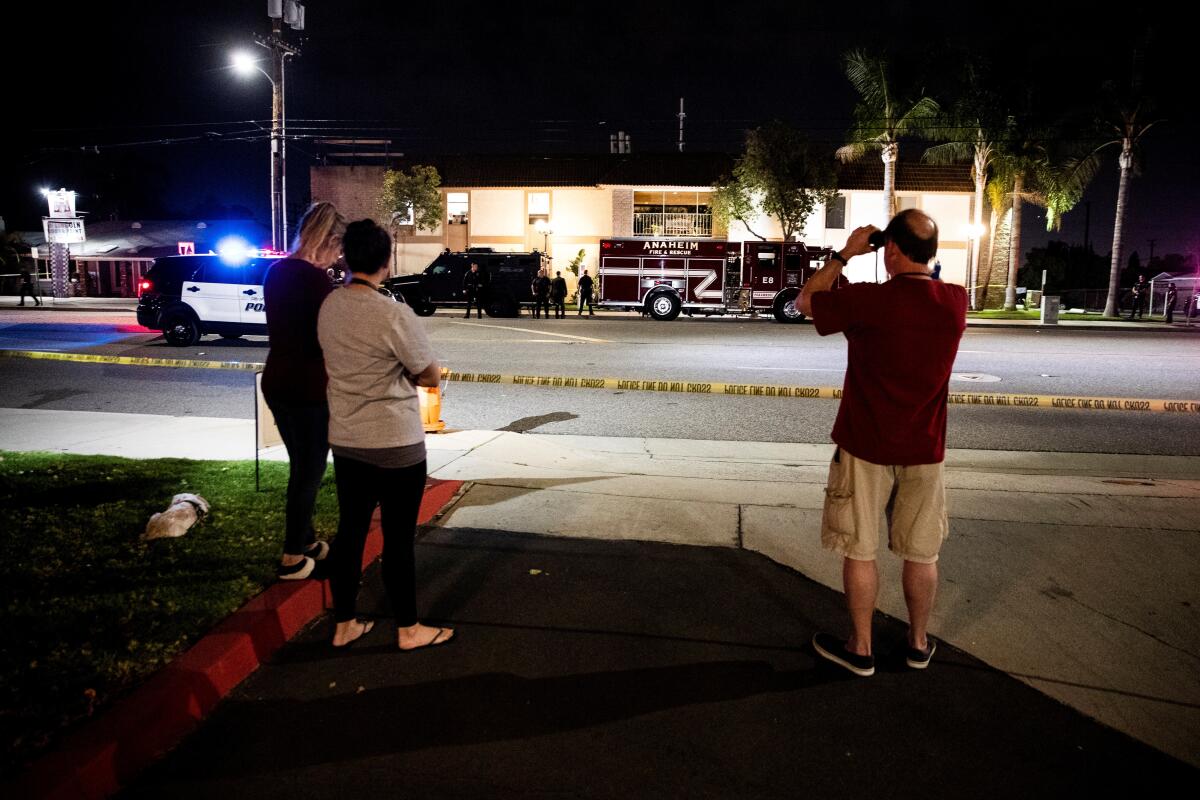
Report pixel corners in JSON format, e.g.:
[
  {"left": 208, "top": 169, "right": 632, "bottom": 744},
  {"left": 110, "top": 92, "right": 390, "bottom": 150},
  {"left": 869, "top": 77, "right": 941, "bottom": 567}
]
[
  {"left": 0, "top": 452, "right": 338, "bottom": 778},
  {"left": 968, "top": 309, "right": 1130, "bottom": 321}
]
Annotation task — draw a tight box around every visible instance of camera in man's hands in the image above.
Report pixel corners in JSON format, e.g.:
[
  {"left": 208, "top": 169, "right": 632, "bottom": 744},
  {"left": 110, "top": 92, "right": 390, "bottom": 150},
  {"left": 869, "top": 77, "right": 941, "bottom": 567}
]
[{"left": 868, "top": 230, "right": 887, "bottom": 250}]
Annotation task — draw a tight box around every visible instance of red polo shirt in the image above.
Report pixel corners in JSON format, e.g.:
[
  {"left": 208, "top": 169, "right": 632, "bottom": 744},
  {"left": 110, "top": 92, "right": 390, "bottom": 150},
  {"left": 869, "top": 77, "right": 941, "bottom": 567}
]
[{"left": 811, "top": 276, "right": 967, "bottom": 465}]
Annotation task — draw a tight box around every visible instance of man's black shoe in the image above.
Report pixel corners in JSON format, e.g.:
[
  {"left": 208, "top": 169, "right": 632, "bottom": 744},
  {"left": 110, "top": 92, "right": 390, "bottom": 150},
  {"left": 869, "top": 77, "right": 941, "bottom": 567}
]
[
  {"left": 905, "top": 637, "right": 937, "bottom": 669},
  {"left": 812, "top": 632, "right": 875, "bottom": 677}
]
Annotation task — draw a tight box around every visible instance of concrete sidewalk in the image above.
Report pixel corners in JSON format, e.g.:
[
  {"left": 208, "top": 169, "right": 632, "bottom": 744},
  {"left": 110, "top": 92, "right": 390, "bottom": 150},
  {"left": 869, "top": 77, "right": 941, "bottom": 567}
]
[
  {"left": 1, "top": 407, "right": 1197, "bottom": 767},
  {"left": 0, "top": 296, "right": 139, "bottom": 312}
]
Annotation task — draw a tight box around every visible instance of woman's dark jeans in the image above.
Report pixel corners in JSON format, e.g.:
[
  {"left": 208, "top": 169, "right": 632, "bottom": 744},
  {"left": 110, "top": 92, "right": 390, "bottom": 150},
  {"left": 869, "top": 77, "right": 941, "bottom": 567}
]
[
  {"left": 269, "top": 403, "right": 330, "bottom": 557},
  {"left": 330, "top": 455, "right": 427, "bottom": 627}
]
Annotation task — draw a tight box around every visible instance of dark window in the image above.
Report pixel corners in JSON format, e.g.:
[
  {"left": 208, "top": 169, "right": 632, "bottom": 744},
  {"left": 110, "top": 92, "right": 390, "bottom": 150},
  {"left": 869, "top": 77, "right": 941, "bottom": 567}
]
[{"left": 825, "top": 195, "right": 847, "bottom": 230}]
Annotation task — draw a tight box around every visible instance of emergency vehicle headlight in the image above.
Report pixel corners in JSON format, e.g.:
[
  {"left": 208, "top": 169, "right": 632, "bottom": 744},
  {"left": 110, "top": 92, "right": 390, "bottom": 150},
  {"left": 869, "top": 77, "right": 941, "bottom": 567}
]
[{"left": 216, "top": 236, "right": 254, "bottom": 266}]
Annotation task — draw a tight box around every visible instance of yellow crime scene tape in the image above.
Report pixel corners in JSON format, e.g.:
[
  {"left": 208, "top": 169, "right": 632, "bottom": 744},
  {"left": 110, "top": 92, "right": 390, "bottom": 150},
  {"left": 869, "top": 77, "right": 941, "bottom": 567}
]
[
  {"left": 0, "top": 349, "right": 264, "bottom": 371},
  {"left": 2, "top": 349, "right": 1197, "bottom": 414},
  {"left": 442, "top": 371, "right": 1200, "bottom": 414}
]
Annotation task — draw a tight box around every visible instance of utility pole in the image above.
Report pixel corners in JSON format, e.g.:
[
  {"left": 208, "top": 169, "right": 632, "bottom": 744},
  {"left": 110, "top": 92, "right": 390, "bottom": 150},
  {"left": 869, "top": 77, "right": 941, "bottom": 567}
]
[
  {"left": 1082, "top": 201, "right": 1090, "bottom": 252},
  {"left": 677, "top": 98, "right": 686, "bottom": 152},
  {"left": 1147, "top": 238, "right": 1156, "bottom": 267},
  {"left": 258, "top": 1, "right": 304, "bottom": 251}
]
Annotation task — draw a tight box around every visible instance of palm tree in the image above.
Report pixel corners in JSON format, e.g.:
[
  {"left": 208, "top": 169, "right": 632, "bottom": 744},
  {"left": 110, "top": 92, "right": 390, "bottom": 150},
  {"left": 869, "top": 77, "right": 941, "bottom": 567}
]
[
  {"left": 837, "top": 49, "right": 940, "bottom": 223},
  {"left": 1061, "top": 53, "right": 1161, "bottom": 317},
  {"left": 989, "top": 111, "right": 1098, "bottom": 310},
  {"left": 922, "top": 62, "right": 1005, "bottom": 309},
  {"left": 976, "top": 176, "right": 1010, "bottom": 308}
]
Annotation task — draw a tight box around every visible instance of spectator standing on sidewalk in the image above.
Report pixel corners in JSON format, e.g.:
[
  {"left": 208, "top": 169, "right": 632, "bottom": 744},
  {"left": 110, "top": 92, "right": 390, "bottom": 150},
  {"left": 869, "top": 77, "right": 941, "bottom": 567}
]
[
  {"left": 577, "top": 269, "right": 595, "bottom": 315},
  {"left": 18, "top": 268, "right": 42, "bottom": 306},
  {"left": 262, "top": 201, "right": 345, "bottom": 580},
  {"left": 551, "top": 270, "right": 568, "bottom": 318},
  {"left": 462, "top": 262, "right": 484, "bottom": 319},
  {"left": 1164, "top": 282, "right": 1177, "bottom": 324},
  {"left": 532, "top": 268, "right": 552, "bottom": 319},
  {"left": 1188, "top": 291, "right": 1200, "bottom": 326},
  {"left": 798, "top": 209, "right": 967, "bottom": 677},
  {"left": 317, "top": 219, "right": 454, "bottom": 651}
]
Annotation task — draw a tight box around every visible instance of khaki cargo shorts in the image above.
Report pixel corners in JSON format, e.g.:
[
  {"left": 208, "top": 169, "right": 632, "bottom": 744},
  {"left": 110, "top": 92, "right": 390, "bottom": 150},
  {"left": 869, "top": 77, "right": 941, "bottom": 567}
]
[{"left": 820, "top": 446, "right": 949, "bottom": 564}]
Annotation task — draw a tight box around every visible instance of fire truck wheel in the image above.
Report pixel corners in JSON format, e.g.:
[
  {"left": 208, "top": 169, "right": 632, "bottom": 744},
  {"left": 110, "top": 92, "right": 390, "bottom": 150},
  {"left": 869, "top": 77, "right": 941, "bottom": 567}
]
[
  {"left": 646, "top": 292, "right": 682, "bottom": 321},
  {"left": 773, "top": 291, "right": 806, "bottom": 324}
]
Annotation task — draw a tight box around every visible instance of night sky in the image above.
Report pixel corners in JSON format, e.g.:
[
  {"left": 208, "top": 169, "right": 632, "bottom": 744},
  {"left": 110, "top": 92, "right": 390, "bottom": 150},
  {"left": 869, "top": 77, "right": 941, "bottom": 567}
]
[{"left": 4, "top": 0, "right": 1195, "bottom": 263}]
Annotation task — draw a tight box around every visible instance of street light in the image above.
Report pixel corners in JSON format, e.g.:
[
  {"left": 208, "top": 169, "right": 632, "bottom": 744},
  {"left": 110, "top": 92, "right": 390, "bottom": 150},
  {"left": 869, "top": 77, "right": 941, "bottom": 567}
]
[
  {"left": 230, "top": 47, "right": 288, "bottom": 251},
  {"left": 534, "top": 218, "right": 553, "bottom": 253},
  {"left": 962, "top": 222, "right": 987, "bottom": 310},
  {"left": 231, "top": 1, "right": 304, "bottom": 252},
  {"left": 231, "top": 51, "right": 265, "bottom": 79}
]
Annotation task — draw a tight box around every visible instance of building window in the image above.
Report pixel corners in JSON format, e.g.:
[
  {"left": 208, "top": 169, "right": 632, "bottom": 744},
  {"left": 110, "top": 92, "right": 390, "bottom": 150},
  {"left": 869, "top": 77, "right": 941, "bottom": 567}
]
[
  {"left": 528, "top": 192, "right": 550, "bottom": 224},
  {"left": 825, "top": 195, "right": 846, "bottom": 229},
  {"left": 447, "top": 192, "right": 469, "bottom": 224},
  {"left": 632, "top": 190, "right": 713, "bottom": 237}
]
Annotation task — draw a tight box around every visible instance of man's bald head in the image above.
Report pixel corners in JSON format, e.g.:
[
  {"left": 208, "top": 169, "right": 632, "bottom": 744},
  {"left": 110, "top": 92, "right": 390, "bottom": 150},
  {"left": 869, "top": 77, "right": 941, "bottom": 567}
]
[{"left": 884, "top": 209, "right": 939, "bottom": 265}]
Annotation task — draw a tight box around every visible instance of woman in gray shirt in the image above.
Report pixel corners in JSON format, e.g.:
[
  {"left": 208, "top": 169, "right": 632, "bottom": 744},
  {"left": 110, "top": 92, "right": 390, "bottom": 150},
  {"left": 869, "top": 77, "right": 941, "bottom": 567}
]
[{"left": 317, "top": 219, "right": 454, "bottom": 651}]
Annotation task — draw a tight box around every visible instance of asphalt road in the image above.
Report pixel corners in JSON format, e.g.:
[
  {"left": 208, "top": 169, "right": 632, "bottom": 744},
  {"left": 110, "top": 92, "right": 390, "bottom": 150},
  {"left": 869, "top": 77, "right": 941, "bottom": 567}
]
[
  {"left": 1, "top": 309, "right": 1198, "bottom": 455},
  {"left": 122, "top": 528, "right": 1194, "bottom": 799}
]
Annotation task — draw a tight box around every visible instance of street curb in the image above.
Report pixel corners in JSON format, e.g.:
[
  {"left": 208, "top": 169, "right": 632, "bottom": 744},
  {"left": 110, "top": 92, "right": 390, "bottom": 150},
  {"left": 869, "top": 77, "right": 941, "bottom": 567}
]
[
  {"left": 8, "top": 477, "right": 464, "bottom": 800},
  {"left": 965, "top": 320, "right": 1200, "bottom": 333}
]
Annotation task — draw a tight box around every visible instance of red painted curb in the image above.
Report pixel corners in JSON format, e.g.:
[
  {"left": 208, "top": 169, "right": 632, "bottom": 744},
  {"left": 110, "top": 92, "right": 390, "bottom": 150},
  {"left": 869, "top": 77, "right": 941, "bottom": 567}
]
[{"left": 9, "top": 477, "right": 464, "bottom": 800}]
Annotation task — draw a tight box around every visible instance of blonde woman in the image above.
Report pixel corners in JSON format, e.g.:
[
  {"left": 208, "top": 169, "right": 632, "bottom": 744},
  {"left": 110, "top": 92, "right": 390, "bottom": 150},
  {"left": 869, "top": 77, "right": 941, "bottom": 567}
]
[{"left": 262, "top": 201, "right": 346, "bottom": 580}]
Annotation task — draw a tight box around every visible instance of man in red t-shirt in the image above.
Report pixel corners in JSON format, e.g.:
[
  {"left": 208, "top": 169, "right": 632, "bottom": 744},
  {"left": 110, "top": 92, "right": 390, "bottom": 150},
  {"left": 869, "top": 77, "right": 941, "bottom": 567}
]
[{"left": 798, "top": 209, "right": 967, "bottom": 677}]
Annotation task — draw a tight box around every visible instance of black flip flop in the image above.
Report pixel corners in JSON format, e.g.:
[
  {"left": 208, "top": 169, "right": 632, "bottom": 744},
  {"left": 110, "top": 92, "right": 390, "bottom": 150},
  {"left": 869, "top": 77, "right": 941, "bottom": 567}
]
[
  {"left": 399, "top": 627, "right": 455, "bottom": 652},
  {"left": 332, "top": 619, "right": 375, "bottom": 649}
]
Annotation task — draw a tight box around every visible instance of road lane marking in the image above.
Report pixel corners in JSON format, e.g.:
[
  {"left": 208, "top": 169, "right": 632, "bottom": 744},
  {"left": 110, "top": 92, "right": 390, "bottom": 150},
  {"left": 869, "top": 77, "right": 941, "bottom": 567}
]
[
  {"left": 733, "top": 366, "right": 844, "bottom": 371},
  {"left": 440, "top": 320, "right": 609, "bottom": 343}
]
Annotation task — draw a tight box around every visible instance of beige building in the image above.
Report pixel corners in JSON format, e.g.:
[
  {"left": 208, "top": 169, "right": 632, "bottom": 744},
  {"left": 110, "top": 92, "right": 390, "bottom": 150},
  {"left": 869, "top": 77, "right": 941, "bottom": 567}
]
[{"left": 310, "top": 154, "right": 973, "bottom": 289}]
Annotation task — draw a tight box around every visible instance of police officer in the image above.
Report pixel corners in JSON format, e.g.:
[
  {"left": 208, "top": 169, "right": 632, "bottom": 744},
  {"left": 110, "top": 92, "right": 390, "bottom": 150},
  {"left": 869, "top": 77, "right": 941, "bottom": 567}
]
[
  {"left": 551, "top": 270, "right": 568, "bottom": 318},
  {"left": 577, "top": 269, "right": 595, "bottom": 315},
  {"left": 463, "top": 262, "right": 483, "bottom": 319},
  {"left": 532, "top": 268, "right": 552, "bottom": 319},
  {"left": 1129, "top": 275, "right": 1148, "bottom": 320}
]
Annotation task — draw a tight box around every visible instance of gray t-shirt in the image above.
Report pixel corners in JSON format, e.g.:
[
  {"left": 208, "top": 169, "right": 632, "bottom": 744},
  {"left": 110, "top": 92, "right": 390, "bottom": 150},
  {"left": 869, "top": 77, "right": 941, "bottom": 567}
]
[{"left": 317, "top": 286, "right": 436, "bottom": 449}]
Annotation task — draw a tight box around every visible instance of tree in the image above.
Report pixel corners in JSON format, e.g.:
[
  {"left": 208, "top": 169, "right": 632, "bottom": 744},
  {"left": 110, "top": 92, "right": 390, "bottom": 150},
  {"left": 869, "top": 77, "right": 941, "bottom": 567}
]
[
  {"left": 978, "top": 173, "right": 1011, "bottom": 308},
  {"left": 0, "top": 231, "right": 29, "bottom": 274},
  {"left": 836, "top": 49, "right": 940, "bottom": 222},
  {"left": 378, "top": 166, "right": 443, "bottom": 231},
  {"left": 922, "top": 58, "right": 1006, "bottom": 309},
  {"left": 711, "top": 177, "right": 765, "bottom": 241},
  {"left": 1060, "top": 50, "right": 1163, "bottom": 317},
  {"left": 378, "top": 166, "right": 443, "bottom": 274},
  {"left": 1020, "top": 240, "right": 1109, "bottom": 294},
  {"left": 1126, "top": 250, "right": 1141, "bottom": 277},
  {"left": 566, "top": 248, "right": 586, "bottom": 277},
  {"left": 711, "top": 121, "right": 839, "bottom": 242},
  {"left": 989, "top": 111, "right": 1097, "bottom": 310}
]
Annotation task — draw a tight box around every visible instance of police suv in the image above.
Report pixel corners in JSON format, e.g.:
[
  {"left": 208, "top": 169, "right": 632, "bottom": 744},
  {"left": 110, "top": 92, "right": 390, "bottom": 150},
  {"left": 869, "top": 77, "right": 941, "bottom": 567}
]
[
  {"left": 136, "top": 253, "right": 277, "bottom": 346},
  {"left": 383, "top": 248, "right": 548, "bottom": 317}
]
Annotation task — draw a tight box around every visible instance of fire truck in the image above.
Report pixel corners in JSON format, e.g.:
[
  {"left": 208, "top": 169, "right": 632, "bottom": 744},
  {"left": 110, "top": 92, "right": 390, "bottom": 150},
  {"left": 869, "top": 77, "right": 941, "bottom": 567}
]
[{"left": 596, "top": 238, "right": 835, "bottom": 322}]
